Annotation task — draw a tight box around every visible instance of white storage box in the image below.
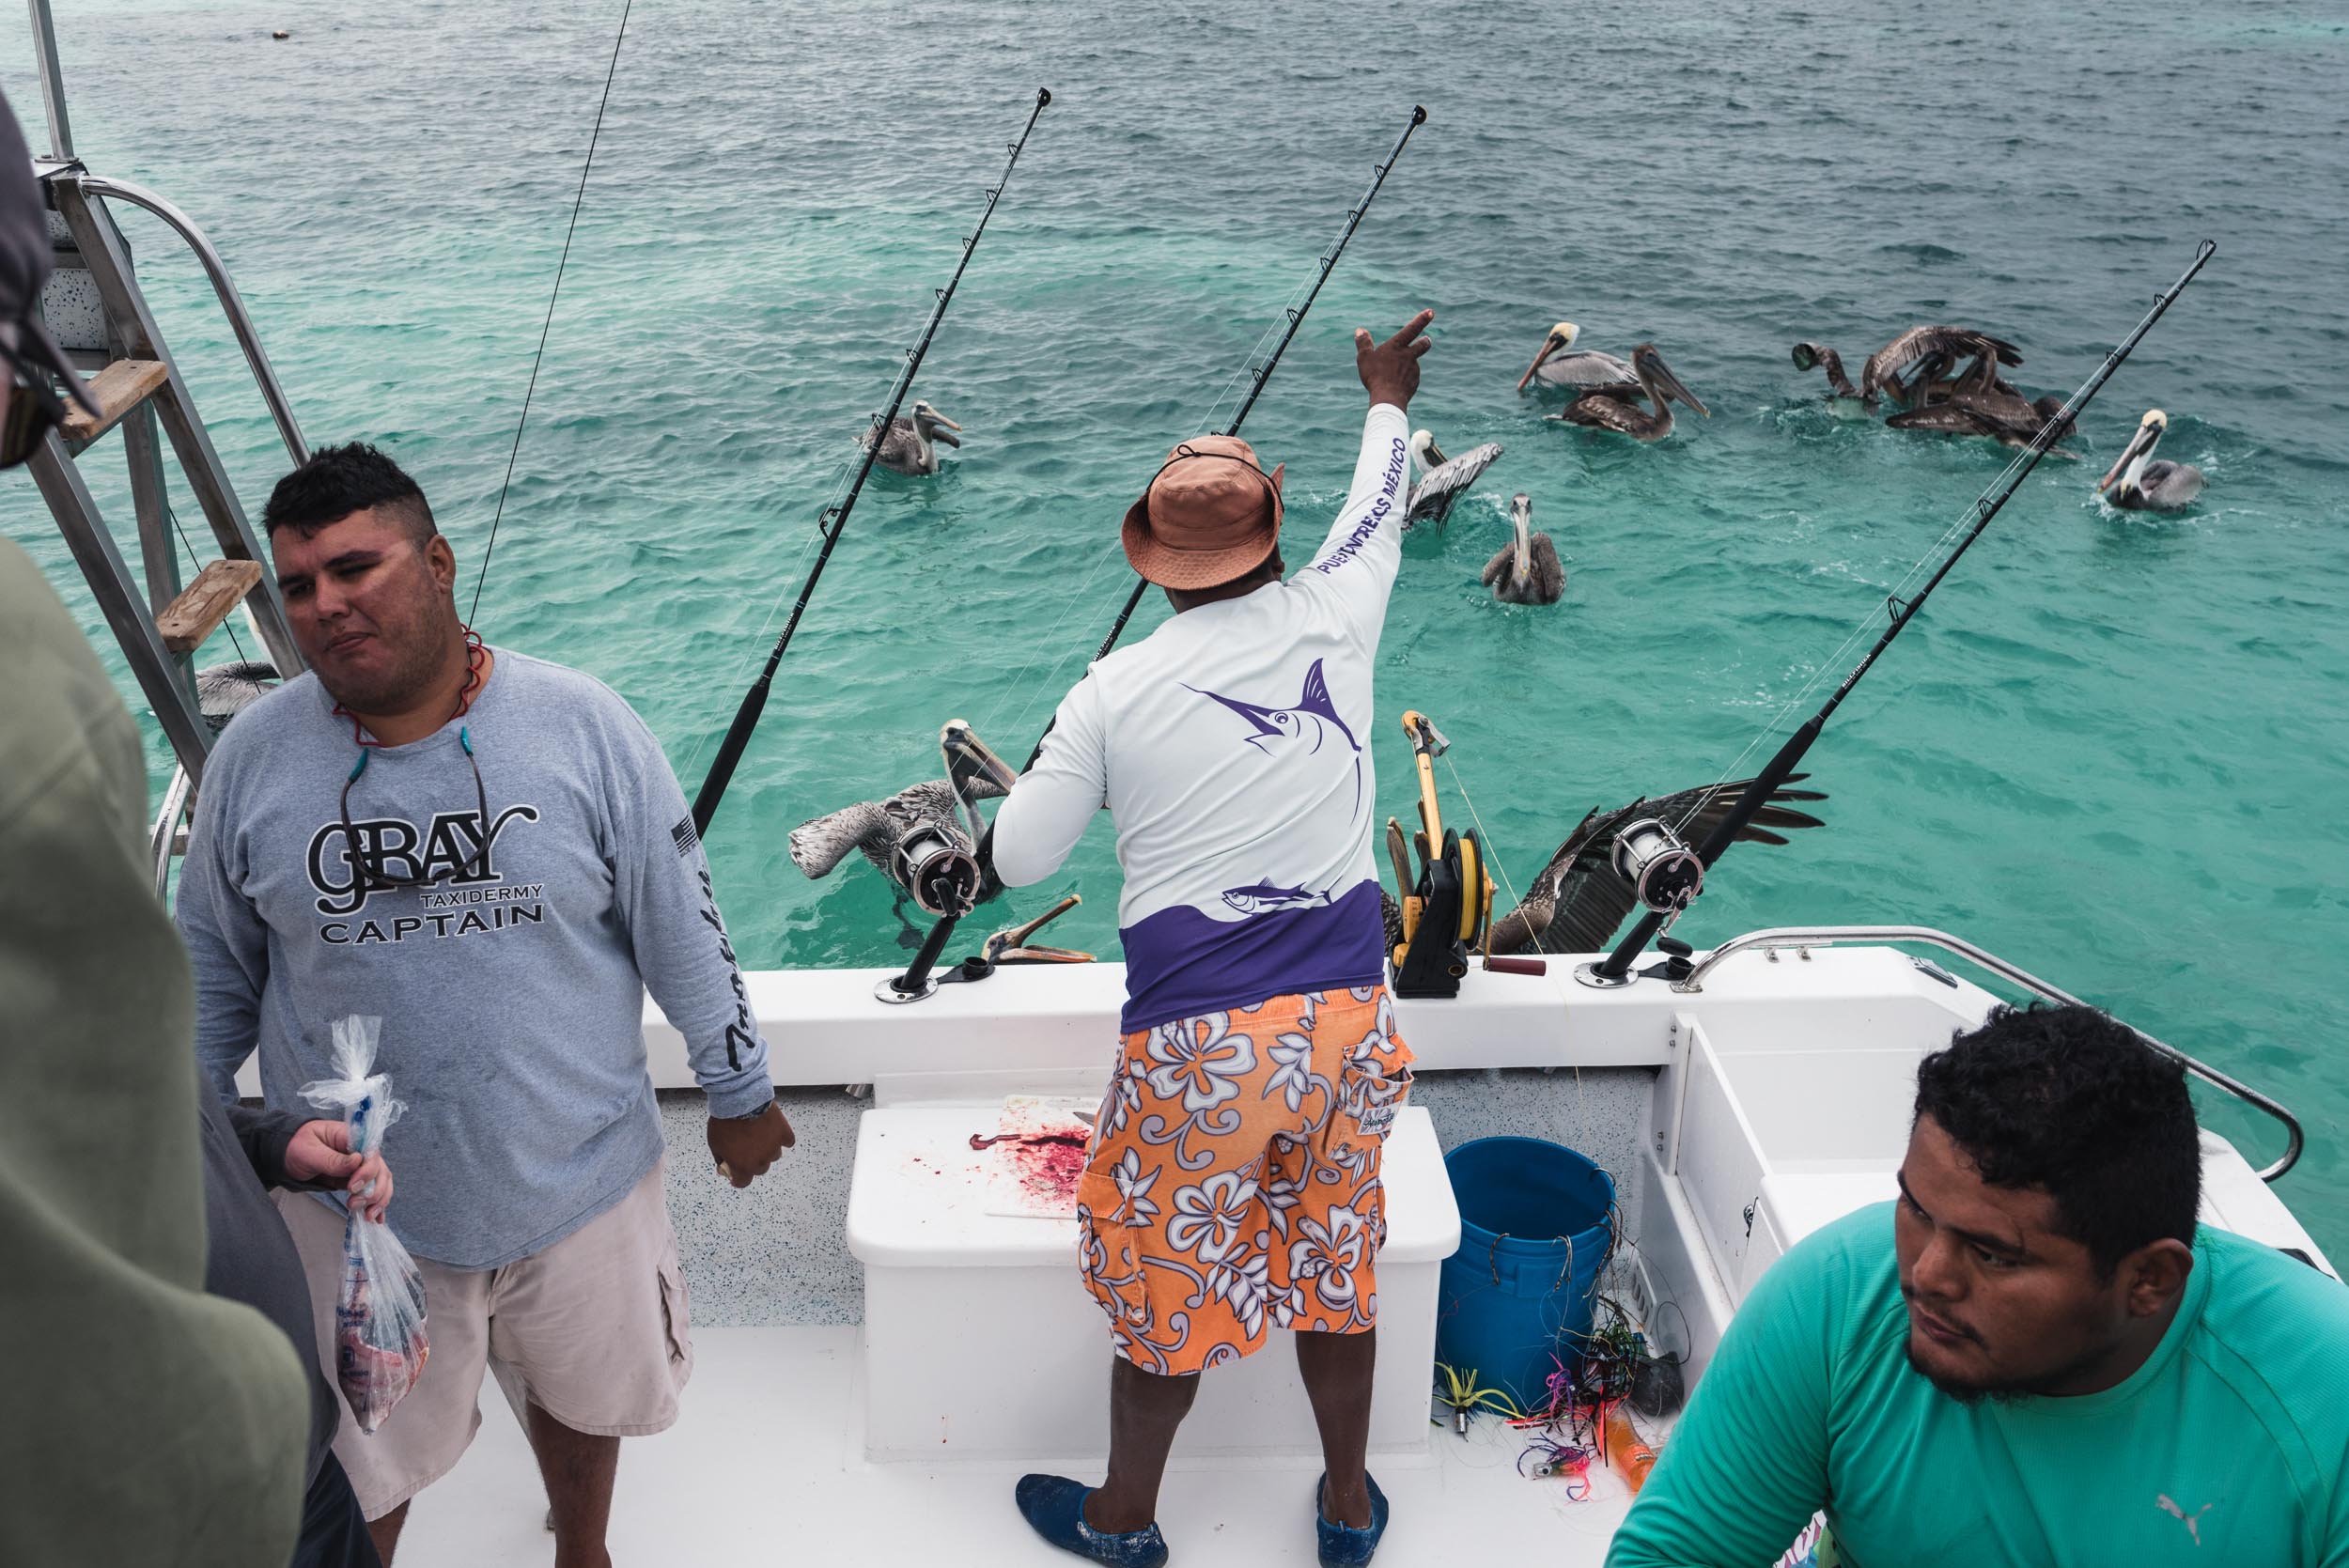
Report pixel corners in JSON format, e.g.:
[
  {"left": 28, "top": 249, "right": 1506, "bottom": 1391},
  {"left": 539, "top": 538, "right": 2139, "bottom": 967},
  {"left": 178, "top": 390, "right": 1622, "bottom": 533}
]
[{"left": 846, "top": 1105, "right": 1461, "bottom": 1463}]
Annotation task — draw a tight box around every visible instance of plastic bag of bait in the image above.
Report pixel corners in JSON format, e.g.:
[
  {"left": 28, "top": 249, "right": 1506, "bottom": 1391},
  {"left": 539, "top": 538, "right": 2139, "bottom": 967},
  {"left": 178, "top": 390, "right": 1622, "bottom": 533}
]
[{"left": 299, "top": 1015, "right": 428, "bottom": 1433}]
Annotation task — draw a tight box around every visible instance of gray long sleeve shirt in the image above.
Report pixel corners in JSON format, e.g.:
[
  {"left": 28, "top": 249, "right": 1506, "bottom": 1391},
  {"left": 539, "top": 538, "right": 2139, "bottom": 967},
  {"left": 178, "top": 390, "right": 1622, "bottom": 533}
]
[{"left": 176, "top": 648, "right": 773, "bottom": 1268}]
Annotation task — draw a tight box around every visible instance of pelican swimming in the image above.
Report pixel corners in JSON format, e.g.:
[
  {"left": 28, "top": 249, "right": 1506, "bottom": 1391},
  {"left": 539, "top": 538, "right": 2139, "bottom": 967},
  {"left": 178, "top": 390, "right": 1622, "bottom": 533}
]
[
  {"left": 1790, "top": 341, "right": 1874, "bottom": 415},
  {"left": 1556, "top": 344, "right": 1708, "bottom": 441},
  {"left": 1481, "top": 493, "right": 1563, "bottom": 605},
  {"left": 1486, "top": 776, "right": 1827, "bottom": 954},
  {"left": 1860, "top": 325, "right": 2022, "bottom": 411},
  {"left": 787, "top": 726, "right": 1019, "bottom": 941},
  {"left": 1515, "top": 321, "right": 1640, "bottom": 398},
  {"left": 2097, "top": 410, "right": 2205, "bottom": 511},
  {"left": 1407, "top": 430, "right": 1503, "bottom": 530},
  {"left": 860, "top": 399, "right": 963, "bottom": 475}
]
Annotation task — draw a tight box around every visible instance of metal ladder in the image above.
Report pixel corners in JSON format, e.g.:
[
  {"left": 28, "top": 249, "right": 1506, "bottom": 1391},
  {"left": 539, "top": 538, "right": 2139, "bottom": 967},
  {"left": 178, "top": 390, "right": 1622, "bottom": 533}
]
[{"left": 18, "top": 0, "right": 311, "bottom": 883}]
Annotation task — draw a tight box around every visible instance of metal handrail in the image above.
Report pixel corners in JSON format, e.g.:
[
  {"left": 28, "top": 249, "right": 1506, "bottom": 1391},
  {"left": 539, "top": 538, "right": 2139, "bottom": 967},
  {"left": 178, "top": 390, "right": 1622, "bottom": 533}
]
[
  {"left": 72, "top": 174, "right": 308, "bottom": 467},
  {"left": 1673, "top": 924, "right": 2304, "bottom": 1183},
  {"left": 149, "top": 762, "right": 194, "bottom": 897}
]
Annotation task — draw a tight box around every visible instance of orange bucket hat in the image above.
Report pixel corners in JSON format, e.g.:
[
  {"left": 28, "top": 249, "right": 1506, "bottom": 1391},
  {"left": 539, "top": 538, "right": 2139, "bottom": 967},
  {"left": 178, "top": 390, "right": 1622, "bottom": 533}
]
[{"left": 1120, "top": 435, "right": 1286, "bottom": 590}]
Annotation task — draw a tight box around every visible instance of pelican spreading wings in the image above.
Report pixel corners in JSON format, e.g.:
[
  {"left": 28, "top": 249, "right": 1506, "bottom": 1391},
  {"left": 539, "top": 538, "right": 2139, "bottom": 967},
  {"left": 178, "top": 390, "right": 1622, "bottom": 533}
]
[
  {"left": 1486, "top": 775, "right": 1828, "bottom": 954},
  {"left": 1407, "top": 430, "right": 1503, "bottom": 530},
  {"left": 1860, "top": 326, "right": 2022, "bottom": 409}
]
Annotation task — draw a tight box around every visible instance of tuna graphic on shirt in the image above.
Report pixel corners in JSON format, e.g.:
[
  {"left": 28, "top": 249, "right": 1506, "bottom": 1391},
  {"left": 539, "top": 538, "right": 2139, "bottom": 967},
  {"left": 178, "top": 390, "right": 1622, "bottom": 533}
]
[
  {"left": 1220, "top": 881, "right": 1335, "bottom": 915},
  {"left": 1186, "top": 658, "right": 1364, "bottom": 810}
]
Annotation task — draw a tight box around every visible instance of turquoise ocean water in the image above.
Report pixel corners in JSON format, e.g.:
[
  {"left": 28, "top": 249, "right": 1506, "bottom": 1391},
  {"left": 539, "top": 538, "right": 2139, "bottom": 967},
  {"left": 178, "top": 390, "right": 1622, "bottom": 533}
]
[{"left": 7, "top": 1, "right": 2345, "bottom": 1245}]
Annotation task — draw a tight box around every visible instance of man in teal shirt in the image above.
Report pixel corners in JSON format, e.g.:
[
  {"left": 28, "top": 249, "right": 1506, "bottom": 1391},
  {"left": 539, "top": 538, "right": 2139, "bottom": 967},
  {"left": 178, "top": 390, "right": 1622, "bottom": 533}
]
[{"left": 1610, "top": 1003, "right": 2349, "bottom": 1567}]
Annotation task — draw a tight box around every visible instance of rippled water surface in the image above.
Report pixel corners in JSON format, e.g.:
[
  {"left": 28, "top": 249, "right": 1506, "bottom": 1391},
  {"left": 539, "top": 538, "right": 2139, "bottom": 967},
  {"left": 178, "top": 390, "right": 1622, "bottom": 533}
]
[{"left": 8, "top": 0, "right": 2346, "bottom": 1244}]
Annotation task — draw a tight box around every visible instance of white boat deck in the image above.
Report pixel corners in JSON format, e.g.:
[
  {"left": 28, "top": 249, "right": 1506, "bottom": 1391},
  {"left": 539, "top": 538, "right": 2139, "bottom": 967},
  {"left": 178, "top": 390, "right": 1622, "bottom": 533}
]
[{"left": 401, "top": 1327, "right": 1647, "bottom": 1566}]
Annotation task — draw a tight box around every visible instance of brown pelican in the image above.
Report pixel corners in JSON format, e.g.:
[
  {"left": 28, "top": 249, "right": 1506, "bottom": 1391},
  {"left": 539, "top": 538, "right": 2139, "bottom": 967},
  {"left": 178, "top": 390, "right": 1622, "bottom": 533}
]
[
  {"left": 1556, "top": 344, "right": 1708, "bottom": 442},
  {"left": 1790, "top": 342, "right": 1874, "bottom": 415},
  {"left": 1515, "top": 321, "right": 1641, "bottom": 397},
  {"left": 1884, "top": 352, "right": 2077, "bottom": 452},
  {"left": 1486, "top": 776, "right": 1828, "bottom": 954},
  {"left": 788, "top": 726, "right": 1019, "bottom": 941},
  {"left": 195, "top": 660, "right": 279, "bottom": 733},
  {"left": 1407, "top": 430, "right": 1503, "bottom": 530},
  {"left": 2097, "top": 410, "right": 2205, "bottom": 511},
  {"left": 1481, "top": 493, "right": 1564, "bottom": 605},
  {"left": 860, "top": 399, "right": 963, "bottom": 475},
  {"left": 1860, "top": 325, "right": 2022, "bottom": 410}
]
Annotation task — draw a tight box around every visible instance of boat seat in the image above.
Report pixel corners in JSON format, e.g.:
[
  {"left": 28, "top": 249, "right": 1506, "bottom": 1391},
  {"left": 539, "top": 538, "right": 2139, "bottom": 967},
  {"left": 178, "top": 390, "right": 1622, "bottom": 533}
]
[{"left": 847, "top": 1104, "right": 1461, "bottom": 1463}]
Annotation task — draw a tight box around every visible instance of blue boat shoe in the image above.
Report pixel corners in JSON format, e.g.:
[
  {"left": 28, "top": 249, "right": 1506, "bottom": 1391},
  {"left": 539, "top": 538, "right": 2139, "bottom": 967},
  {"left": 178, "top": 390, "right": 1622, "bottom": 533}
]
[
  {"left": 1315, "top": 1471, "right": 1391, "bottom": 1568},
  {"left": 1015, "top": 1474, "right": 1171, "bottom": 1568}
]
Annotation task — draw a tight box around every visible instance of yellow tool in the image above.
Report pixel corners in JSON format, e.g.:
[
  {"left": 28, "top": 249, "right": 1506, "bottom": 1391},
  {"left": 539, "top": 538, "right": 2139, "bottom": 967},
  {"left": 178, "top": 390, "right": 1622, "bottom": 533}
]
[{"left": 1388, "top": 710, "right": 1497, "bottom": 997}]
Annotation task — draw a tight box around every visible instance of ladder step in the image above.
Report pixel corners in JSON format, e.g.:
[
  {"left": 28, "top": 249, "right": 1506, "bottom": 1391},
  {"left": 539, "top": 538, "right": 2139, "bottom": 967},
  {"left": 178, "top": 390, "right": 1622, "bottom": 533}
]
[
  {"left": 60, "top": 358, "right": 170, "bottom": 448},
  {"left": 156, "top": 558, "right": 264, "bottom": 656}
]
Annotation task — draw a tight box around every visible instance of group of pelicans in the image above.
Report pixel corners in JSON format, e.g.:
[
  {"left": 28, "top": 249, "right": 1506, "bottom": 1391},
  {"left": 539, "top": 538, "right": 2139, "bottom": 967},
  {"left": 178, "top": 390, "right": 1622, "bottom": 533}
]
[
  {"left": 863, "top": 318, "right": 2207, "bottom": 624},
  {"left": 805, "top": 314, "right": 2209, "bottom": 953}
]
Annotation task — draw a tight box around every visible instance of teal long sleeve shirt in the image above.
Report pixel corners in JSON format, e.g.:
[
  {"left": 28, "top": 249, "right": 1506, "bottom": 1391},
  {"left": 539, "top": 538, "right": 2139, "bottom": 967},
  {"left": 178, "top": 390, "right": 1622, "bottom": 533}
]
[{"left": 1610, "top": 1203, "right": 2349, "bottom": 1567}]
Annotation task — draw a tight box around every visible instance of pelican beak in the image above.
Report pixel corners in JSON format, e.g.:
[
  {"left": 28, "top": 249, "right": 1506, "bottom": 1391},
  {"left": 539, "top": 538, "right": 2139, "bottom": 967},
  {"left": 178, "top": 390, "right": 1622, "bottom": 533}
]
[
  {"left": 1790, "top": 342, "right": 1821, "bottom": 371},
  {"left": 1423, "top": 437, "right": 1449, "bottom": 468},
  {"left": 2095, "top": 419, "right": 2158, "bottom": 493},
  {"left": 941, "top": 719, "right": 1019, "bottom": 799},
  {"left": 1651, "top": 354, "right": 1709, "bottom": 417},
  {"left": 1516, "top": 332, "right": 1568, "bottom": 393},
  {"left": 926, "top": 409, "right": 963, "bottom": 447},
  {"left": 1510, "top": 494, "right": 1532, "bottom": 588}
]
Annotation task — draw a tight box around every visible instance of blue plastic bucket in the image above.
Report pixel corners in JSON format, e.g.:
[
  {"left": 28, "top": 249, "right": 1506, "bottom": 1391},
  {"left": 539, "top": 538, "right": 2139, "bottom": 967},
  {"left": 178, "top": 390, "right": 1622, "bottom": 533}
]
[{"left": 1435, "top": 1136, "right": 1616, "bottom": 1412}]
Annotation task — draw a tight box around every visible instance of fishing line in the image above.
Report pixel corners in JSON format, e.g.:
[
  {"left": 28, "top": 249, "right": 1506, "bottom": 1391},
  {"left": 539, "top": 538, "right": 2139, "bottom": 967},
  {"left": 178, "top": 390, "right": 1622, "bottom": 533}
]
[
  {"left": 979, "top": 106, "right": 1428, "bottom": 779},
  {"left": 467, "top": 0, "right": 633, "bottom": 624},
  {"left": 1588, "top": 240, "right": 2217, "bottom": 983},
  {"left": 690, "top": 88, "right": 1054, "bottom": 838}
]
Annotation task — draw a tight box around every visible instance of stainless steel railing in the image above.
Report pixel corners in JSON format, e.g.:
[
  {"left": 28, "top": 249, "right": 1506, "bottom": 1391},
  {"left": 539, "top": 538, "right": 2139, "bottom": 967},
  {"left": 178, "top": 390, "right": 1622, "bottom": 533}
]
[
  {"left": 1673, "top": 925, "right": 2304, "bottom": 1183},
  {"left": 73, "top": 174, "right": 309, "bottom": 467}
]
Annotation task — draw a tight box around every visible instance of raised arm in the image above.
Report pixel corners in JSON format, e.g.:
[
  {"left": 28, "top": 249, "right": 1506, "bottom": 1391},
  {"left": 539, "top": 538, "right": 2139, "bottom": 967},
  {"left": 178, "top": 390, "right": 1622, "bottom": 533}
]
[{"left": 1296, "top": 310, "right": 1433, "bottom": 637}]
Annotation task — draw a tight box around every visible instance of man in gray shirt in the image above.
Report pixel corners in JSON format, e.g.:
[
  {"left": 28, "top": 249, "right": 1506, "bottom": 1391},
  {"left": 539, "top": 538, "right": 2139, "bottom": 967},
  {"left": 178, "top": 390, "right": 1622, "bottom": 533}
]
[{"left": 176, "top": 442, "right": 792, "bottom": 1565}]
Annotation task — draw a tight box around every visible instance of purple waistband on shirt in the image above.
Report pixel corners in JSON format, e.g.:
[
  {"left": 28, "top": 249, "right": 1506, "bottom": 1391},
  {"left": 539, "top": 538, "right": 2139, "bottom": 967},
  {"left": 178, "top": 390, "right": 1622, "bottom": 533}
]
[{"left": 1116, "top": 878, "right": 1388, "bottom": 1034}]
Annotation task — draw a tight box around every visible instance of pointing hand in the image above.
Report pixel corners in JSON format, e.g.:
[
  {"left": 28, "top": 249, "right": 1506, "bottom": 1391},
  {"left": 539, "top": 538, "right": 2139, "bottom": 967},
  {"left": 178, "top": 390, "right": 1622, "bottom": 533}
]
[{"left": 1357, "top": 309, "right": 1435, "bottom": 411}]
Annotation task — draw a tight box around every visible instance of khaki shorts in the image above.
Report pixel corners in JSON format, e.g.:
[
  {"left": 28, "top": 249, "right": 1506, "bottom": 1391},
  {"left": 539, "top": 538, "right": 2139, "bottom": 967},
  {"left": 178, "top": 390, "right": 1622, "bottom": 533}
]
[{"left": 276, "top": 1159, "right": 692, "bottom": 1518}]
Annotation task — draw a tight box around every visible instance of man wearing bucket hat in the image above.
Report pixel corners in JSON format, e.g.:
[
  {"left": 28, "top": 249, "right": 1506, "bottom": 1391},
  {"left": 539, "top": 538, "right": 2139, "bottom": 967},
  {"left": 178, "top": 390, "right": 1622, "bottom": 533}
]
[{"left": 995, "top": 310, "right": 1436, "bottom": 1568}]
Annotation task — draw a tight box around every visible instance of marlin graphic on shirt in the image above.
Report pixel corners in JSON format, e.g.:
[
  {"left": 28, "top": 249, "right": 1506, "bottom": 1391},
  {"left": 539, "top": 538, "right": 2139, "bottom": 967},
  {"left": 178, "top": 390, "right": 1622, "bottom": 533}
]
[
  {"left": 1220, "top": 880, "right": 1335, "bottom": 915},
  {"left": 1187, "top": 659, "right": 1360, "bottom": 758},
  {"left": 1186, "top": 658, "right": 1365, "bottom": 810}
]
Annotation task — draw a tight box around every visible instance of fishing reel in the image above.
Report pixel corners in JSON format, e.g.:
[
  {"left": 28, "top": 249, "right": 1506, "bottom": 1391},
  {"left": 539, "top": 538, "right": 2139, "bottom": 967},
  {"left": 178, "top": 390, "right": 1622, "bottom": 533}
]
[
  {"left": 1612, "top": 817, "right": 1703, "bottom": 917},
  {"left": 879, "top": 718, "right": 1012, "bottom": 1003},
  {"left": 892, "top": 825, "right": 982, "bottom": 920},
  {"left": 1388, "top": 711, "right": 1497, "bottom": 999}
]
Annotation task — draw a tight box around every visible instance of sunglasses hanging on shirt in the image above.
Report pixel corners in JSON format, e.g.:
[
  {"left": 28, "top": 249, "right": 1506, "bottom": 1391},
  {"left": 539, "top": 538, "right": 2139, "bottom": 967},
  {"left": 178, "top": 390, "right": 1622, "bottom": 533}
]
[{"left": 338, "top": 725, "right": 495, "bottom": 890}]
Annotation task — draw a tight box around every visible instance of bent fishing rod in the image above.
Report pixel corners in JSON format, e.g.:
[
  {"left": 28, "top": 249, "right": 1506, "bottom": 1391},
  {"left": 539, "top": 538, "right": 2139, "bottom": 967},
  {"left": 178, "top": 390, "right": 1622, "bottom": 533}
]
[
  {"left": 879, "top": 106, "right": 1429, "bottom": 1002},
  {"left": 690, "top": 87, "right": 1052, "bottom": 837},
  {"left": 1581, "top": 238, "right": 2217, "bottom": 988}
]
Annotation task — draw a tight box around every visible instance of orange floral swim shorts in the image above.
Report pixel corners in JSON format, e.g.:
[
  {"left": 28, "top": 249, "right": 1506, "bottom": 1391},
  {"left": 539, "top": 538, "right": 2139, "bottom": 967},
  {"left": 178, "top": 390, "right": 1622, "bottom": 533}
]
[{"left": 1074, "top": 986, "right": 1414, "bottom": 1375}]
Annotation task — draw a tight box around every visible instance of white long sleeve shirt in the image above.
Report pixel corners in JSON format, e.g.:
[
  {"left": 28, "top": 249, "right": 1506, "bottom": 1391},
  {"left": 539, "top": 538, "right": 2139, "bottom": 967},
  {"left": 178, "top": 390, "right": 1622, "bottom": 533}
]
[{"left": 994, "top": 402, "right": 1410, "bottom": 1032}]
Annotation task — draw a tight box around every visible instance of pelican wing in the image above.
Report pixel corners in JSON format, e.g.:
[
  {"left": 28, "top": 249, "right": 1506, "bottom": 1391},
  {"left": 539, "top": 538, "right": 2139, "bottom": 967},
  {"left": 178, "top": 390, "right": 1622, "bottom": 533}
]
[
  {"left": 861, "top": 416, "right": 926, "bottom": 474},
  {"left": 787, "top": 800, "right": 898, "bottom": 879},
  {"left": 1534, "top": 349, "right": 1640, "bottom": 396},
  {"left": 1559, "top": 391, "right": 1664, "bottom": 438},
  {"left": 194, "top": 660, "right": 280, "bottom": 733},
  {"left": 1408, "top": 442, "right": 1503, "bottom": 530},
  {"left": 1478, "top": 541, "right": 1515, "bottom": 589},
  {"left": 1489, "top": 776, "right": 1828, "bottom": 955},
  {"left": 1863, "top": 326, "right": 2023, "bottom": 402},
  {"left": 1525, "top": 533, "right": 1567, "bottom": 601}
]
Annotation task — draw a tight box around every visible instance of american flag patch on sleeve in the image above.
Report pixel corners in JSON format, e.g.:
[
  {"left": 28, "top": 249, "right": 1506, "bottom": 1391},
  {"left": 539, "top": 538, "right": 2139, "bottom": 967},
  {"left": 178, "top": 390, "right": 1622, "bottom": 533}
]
[{"left": 672, "top": 816, "right": 700, "bottom": 859}]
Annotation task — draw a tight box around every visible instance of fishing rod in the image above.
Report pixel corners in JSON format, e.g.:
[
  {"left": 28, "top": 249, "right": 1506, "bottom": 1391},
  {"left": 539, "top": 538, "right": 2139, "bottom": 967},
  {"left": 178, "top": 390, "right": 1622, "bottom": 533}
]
[
  {"left": 1062, "top": 104, "right": 1429, "bottom": 706},
  {"left": 878, "top": 106, "right": 1427, "bottom": 1004},
  {"left": 690, "top": 87, "right": 1052, "bottom": 838},
  {"left": 1579, "top": 239, "right": 2217, "bottom": 989}
]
